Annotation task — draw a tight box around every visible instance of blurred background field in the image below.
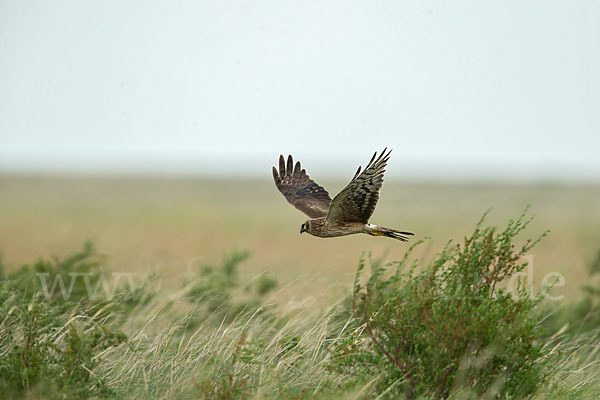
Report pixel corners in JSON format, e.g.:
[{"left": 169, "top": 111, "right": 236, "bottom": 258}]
[
  {"left": 2, "top": 1, "right": 599, "bottom": 309},
  {"left": 2, "top": 174, "right": 598, "bottom": 306}
]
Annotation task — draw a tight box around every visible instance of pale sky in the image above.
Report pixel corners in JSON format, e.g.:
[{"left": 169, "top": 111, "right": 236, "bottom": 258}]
[{"left": 1, "top": 1, "right": 599, "bottom": 180}]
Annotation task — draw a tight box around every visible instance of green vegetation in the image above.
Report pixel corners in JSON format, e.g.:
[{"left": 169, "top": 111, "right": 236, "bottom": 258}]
[
  {"left": 331, "top": 209, "right": 551, "bottom": 398},
  {"left": 543, "top": 250, "right": 600, "bottom": 336},
  {"left": 185, "top": 249, "right": 278, "bottom": 325},
  {"left": 1, "top": 210, "right": 600, "bottom": 399},
  {"left": 0, "top": 242, "right": 127, "bottom": 398}
]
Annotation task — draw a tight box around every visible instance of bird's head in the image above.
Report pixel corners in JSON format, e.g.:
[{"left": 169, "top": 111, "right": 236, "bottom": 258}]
[{"left": 300, "top": 221, "right": 309, "bottom": 234}]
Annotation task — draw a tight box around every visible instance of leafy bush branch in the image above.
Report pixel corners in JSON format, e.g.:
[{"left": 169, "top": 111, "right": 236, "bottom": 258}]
[{"left": 331, "top": 208, "right": 552, "bottom": 399}]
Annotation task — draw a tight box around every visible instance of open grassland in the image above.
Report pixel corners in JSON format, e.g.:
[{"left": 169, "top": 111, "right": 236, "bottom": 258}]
[
  {"left": 2, "top": 174, "right": 600, "bottom": 399},
  {"left": 1, "top": 175, "right": 599, "bottom": 304}
]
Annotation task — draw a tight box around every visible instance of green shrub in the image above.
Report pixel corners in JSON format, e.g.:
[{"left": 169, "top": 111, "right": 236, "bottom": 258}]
[
  {"left": 330, "top": 209, "right": 552, "bottom": 399},
  {"left": 0, "top": 243, "right": 127, "bottom": 399},
  {"left": 2, "top": 241, "right": 103, "bottom": 304},
  {"left": 186, "top": 250, "right": 277, "bottom": 324}
]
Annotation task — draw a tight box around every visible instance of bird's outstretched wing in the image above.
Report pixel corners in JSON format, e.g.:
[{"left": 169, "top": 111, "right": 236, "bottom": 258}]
[
  {"left": 272, "top": 155, "right": 332, "bottom": 218},
  {"left": 326, "top": 148, "right": 391, "bottom": 224}
]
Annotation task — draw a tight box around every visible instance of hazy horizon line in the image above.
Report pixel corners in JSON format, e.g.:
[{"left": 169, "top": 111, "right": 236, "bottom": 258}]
[{"left": 1, "top": 157, "right": 598, "bottom": 185}]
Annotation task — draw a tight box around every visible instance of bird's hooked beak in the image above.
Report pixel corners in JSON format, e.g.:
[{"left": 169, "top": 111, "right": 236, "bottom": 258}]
[{"left": 300, "top": 225, "right": 306, "bottom": 234}]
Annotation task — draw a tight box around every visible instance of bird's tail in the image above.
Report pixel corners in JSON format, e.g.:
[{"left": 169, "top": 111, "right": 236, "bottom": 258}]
[{"left": 365, "top": 225, "right": 414, "bottom": 242}]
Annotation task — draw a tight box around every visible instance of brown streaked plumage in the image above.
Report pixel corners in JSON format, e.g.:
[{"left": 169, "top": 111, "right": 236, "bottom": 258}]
[{"left": 272, "top": 149, "right": 414, "bottom": 241}]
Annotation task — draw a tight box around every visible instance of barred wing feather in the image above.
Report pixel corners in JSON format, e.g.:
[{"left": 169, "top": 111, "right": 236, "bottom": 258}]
[
  {"left": 272, "top": 155, "right": 332, "bottom": 218},
  {"left": 326, "top": 148, "right": 391, "bottom": 224}
]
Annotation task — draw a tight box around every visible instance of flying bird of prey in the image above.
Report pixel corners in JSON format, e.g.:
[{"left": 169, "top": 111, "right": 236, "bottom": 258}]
[{"left": 272, "top": 149, "right": 414, "bottom": 241}]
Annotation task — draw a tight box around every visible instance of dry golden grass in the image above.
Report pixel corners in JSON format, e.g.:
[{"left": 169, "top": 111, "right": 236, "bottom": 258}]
[{"left": 1, "top": 174, "right": 599, "bottom": 305}]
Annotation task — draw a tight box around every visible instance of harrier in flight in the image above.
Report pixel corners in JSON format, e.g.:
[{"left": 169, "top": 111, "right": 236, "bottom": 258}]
[{"left": 272, "top": 149, "right": 414, "bottom": 241}]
